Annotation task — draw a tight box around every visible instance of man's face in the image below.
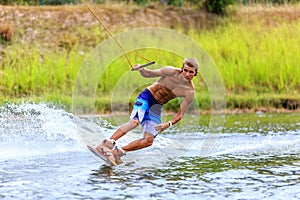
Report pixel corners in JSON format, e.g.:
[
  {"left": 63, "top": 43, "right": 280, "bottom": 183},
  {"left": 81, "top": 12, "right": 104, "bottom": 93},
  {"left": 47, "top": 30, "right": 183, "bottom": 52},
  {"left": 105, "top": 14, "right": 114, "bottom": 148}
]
[{"left": 181, "top": 64, "right": 196, "bottom": 81}]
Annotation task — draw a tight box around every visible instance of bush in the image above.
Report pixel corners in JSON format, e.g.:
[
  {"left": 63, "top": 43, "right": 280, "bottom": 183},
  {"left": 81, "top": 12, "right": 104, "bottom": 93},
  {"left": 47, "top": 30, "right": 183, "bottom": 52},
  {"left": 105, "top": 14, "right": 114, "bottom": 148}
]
[
  {"left": 204, "top": 0, "right": 235, "bottom": 15},
  {"left": 0, "top": 0, "right": 36, "bottom": 5},
  {"left": 0, "top": 22, "right": 14, "bottom": 42},
  {"left": 166, "top": 0, "right": 182, "bottom": 7},
  {"left": 43, "top": 0, "right": 78, "bottom": 5},
  {"left": 133, "top": 0, "right": 148, "bottom": 5}
]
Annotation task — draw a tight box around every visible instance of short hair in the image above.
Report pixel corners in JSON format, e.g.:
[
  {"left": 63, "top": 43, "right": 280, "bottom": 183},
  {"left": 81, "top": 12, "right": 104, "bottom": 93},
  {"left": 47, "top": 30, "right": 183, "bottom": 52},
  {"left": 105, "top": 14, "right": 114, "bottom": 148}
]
[{"left": 182, "top": 58, "right": 199, "bottom": 76}]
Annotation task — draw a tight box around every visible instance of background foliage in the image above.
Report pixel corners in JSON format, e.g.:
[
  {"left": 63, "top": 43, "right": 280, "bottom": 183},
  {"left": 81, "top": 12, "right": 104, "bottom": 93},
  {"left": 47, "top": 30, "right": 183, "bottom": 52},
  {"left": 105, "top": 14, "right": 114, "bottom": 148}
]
[
  {"left": 1, "top": 2, "right": 300, "bottom": 111},
  {"left": 1, "top": 0, "right": 300, "bottom": 15}
]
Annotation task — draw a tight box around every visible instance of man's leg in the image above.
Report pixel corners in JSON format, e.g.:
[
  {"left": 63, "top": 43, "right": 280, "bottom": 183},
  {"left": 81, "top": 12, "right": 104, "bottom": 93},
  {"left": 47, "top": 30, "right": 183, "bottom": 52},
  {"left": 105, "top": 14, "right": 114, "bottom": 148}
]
[
  {"left": 110, "top": 132, "right": 154, "bottom": 165},
  {"left": 110, "top": 119, "right": 140, "bottom": 141},
  {"left": 96, "top": 119, "right": 139, "bottom": 151},
  {"left": 121, "top": 132, "right": 155, "bottom": 152},
  {"left": 95, "top": 118, "right": 139, "bottom": 158},
  {"left": 94, "top": 119, "right": 140, "bottom": 165}
]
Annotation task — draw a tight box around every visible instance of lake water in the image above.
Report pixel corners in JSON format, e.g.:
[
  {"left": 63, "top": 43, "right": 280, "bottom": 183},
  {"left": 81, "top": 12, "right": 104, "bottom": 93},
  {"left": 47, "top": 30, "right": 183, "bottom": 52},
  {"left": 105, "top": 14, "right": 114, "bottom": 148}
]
[{"left": 0, "top": 103, "right": 299, "bottom": 199}]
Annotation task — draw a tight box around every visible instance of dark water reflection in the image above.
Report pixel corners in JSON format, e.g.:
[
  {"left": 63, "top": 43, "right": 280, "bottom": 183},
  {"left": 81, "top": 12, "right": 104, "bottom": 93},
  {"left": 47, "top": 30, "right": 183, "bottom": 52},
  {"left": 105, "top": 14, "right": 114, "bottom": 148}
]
[{"left": 86, "top": 153, "right": 300, "bottom": 199}]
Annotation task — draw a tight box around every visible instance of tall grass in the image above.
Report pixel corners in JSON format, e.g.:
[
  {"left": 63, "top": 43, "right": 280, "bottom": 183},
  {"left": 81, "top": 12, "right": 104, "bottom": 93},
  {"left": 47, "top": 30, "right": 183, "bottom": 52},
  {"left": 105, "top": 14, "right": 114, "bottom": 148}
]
[
  {"left": 1, "top": 43, "right": 83, "bottom": 97},
  {"left": 1, "top": 6, "right": 300, "bottom": 111},
  {"left": 195, "top": 19, "right": 300, "bottom": 95}
]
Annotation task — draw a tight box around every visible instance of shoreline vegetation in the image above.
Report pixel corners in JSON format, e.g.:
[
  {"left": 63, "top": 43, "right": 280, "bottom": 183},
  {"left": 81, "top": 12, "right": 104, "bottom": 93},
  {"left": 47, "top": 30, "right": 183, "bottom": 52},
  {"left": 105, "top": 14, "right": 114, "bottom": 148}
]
[{"left": 1, "top": 3, "right": 300, "bottom": 114}]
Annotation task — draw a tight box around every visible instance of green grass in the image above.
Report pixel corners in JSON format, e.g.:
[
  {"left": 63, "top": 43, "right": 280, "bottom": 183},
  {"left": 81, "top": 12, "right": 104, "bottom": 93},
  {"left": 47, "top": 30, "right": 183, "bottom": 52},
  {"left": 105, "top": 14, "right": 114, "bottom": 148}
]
[
  {"left": 195, "top": 19, "right": 300, "bottom": 95},
  {"left": 1, "top": 43, "right": 83, "bottom": 97},
  {"left": 1, "top": 5, "right": 300, "bottom": 112}
]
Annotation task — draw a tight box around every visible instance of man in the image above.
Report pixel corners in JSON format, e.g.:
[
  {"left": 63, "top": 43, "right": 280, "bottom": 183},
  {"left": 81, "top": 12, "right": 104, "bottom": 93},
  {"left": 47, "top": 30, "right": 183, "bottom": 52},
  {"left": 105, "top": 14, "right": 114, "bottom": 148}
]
[{"left": 96, "top": 58, "right": 199, "bottom": 165}]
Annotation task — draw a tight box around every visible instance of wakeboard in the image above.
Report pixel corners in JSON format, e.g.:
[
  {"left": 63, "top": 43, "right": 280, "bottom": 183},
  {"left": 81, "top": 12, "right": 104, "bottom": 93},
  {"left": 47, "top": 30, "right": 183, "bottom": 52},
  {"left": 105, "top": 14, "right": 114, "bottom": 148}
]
[{"left": 87, "top": 145, "right": 118, "bottom": 166}]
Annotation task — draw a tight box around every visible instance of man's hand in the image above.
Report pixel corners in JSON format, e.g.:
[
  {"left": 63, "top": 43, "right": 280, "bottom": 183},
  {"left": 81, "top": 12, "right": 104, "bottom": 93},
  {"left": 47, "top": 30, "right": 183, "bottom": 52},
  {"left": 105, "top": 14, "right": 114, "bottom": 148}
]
[
  {"left": 155, "top": 122, "right": 170, "bottom": 133},
  {"left": 131, "top": 61, "right": 156, "bottom": 71},
  {"left": 131, "top": 64, "right": 148, "bottom": 77},
  {"left": 131, "top": 64, "right": 143, "bottom": 71}
]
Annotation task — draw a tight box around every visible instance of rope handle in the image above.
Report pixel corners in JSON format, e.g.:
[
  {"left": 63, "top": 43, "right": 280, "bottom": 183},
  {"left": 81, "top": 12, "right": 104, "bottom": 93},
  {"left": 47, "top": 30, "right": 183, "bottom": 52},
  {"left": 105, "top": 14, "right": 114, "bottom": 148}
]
[{"left": 131, "top": 61, "right": 156, "bottom": 71}]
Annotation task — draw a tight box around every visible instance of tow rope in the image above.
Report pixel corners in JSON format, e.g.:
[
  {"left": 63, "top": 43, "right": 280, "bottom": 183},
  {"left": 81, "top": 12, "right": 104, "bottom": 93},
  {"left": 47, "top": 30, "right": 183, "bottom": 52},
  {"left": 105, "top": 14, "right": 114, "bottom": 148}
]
[{"left": 83, "top": 1, "right": 155, "bottom": 69}]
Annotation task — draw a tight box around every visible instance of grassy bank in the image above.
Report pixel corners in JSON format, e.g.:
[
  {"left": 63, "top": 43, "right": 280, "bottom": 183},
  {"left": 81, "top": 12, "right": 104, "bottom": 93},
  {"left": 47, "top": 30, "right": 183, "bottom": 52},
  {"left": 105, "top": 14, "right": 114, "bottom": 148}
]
[
  {"left": 197, "top": 18, "right": 300, "bottom": 94},
  {"left": 1, "top": 4, "right": 300, "bottom": 113}
]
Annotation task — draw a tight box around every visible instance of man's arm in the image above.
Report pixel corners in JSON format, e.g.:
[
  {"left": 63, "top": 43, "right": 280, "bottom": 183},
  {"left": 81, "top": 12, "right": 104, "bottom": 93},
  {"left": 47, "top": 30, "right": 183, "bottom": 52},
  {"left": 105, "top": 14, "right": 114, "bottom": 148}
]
[
  {"left": 132, "top": 64, "right": 177, "bottom": 78},
  {"left": 171, "top": 91, "right": 194, "bottom": 124},
  {"left": 155, "top": 90, "right": 195, "bottom": 133}
]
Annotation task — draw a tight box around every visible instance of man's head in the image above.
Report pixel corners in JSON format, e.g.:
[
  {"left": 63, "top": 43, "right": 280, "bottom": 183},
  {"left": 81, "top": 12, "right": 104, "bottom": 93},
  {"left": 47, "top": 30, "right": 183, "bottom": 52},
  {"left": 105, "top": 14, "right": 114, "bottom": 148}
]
[{"left": 181, "top": 58, "right": 199, "bottom": 78}]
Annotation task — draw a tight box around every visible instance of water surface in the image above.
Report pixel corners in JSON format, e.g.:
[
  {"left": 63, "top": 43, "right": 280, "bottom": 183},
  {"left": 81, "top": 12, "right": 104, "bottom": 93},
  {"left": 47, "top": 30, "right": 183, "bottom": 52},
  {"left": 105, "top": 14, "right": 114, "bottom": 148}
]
[{"left": 0, "top": 103, "right": 299, "bottom": 199}]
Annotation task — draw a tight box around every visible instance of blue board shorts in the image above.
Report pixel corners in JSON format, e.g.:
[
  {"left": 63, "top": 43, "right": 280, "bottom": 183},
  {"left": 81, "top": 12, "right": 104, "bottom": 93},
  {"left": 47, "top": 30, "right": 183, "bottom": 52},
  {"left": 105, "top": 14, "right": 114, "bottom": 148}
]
[{"left": 130, "top": 88, "right": 162, "bottom": 136}]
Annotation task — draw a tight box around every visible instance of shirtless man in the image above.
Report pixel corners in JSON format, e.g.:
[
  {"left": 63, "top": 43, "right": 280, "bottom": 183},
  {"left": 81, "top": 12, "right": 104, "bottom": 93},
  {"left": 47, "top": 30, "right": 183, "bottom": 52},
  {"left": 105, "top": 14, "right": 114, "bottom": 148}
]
[{"left": 96, "top": 58, "right": 199, "bottom": 165}]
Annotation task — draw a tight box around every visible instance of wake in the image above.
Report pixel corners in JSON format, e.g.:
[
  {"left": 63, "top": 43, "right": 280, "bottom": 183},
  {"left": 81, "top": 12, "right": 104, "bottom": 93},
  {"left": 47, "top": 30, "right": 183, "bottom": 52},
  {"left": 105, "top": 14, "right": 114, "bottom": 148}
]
[{"left": 1, "top": 103, "right": 299, "bottom": 167}]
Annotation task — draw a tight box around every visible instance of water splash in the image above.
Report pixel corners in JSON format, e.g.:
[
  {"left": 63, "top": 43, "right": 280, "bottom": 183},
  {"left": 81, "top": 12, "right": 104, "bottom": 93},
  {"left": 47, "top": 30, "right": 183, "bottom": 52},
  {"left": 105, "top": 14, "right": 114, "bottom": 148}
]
[{"left": 0, "top": 103, "right": 82, "bottom": 161}]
